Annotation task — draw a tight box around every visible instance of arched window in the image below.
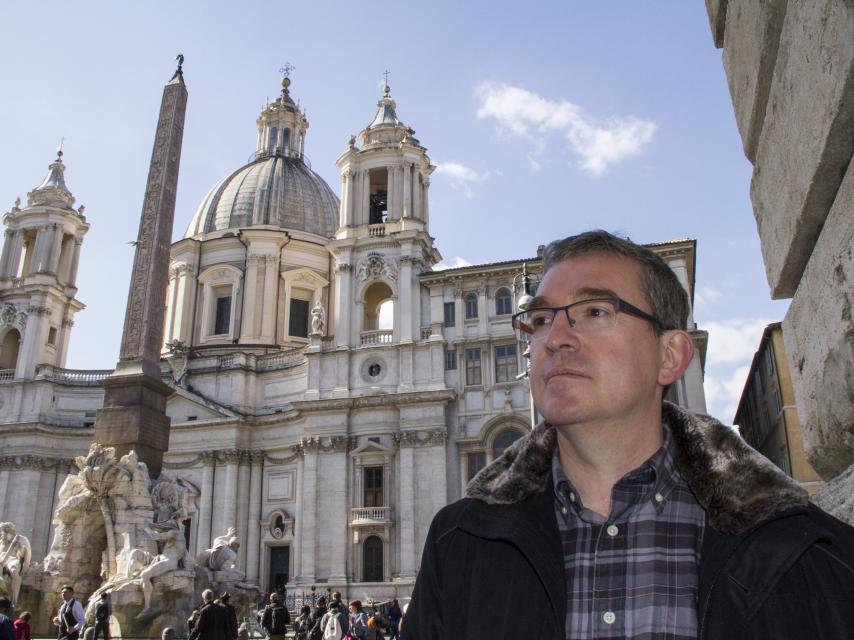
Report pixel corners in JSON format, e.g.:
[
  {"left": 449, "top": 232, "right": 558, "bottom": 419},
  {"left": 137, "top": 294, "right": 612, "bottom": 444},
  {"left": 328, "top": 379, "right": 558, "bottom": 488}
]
[
  {"left": 363, "top": 536, "right": 383, "bottom": 582},
  {"left": 465, "top": 293, "right": 478, "bottom": 319},
  {"left": 361, "top": 281, "right": 394, "bottom": 345},
  {"left": 268, "top": 127, "right": 278, "bottom": 152},
  {"left": 493, "top": 429, "right": 523, "bottom": 458},
  {"left": 495, "top": 288, "right": 513, "bottom": 315},
  {"left": 282, "top": 128, "right": 291, "bottom": 153},
  {"left": 0, "top": 329, "right": 20, "bottom": 371}
]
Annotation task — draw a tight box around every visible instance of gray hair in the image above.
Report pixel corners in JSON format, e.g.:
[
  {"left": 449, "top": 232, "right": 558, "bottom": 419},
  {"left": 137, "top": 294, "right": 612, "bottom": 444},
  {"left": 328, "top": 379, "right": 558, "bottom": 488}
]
[
  {"left": 202, "top": 589, "right": 215, "bottom": 602},
  {"left": 543, "top": 230, "right": 690, "bottom": 334}
]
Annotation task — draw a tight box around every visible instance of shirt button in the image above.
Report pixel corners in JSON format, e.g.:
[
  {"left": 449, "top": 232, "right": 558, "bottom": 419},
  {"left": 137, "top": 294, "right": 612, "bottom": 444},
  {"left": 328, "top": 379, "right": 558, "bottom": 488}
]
[
  {"left": 603, "top": 611, "right": 616, "bottom": 625},
  {"left": 569, "top": 492, "right": 576, "bottom": 503},
  {"left": 606, "top": 524, "right": 619, "bottom": 537},
  {"left": 561, "top": 505, "right": 567, "bottom": 515},
  {"left": 654, "top": 492, "right": 664, "bottom": 503}
]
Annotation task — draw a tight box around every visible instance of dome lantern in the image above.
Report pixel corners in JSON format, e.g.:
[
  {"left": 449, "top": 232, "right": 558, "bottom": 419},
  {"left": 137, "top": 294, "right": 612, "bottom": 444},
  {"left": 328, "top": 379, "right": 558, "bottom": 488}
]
[{"left": 255, "top": 65, "right": 308, "bottom": 160}]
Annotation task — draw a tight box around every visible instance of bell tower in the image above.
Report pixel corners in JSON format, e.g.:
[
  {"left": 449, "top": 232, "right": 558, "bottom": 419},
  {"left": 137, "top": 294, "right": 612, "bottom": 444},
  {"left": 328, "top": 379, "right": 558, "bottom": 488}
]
[
  {"left": 329, "top": 80, "right": 440, "bottom": 360},
  {"left": 0, "top": 149, "right": 89, "bottom": 378}
]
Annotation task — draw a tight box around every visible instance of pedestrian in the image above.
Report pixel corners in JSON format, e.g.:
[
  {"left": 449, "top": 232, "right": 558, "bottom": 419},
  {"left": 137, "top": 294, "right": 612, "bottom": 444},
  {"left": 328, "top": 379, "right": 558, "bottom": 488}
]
[
  {"left": 0, "top": 598, "right": 14, "bottom": 640},
  {"left": 216, "top": 593, "right": 238, "bottom": 640},
  {"left": 347, "top": 601, "right": 367, "bottom": 640},
  {"left": 328, "top": 592, "right": 344, "bottom": 613},
  {"left": 366, "top": 612, "right": 384, "bottom": 640},
  {"left": 385, "top": 601, "right": 401, "bottom": 640},
  {"left": 404, "top": 230, "right": 854, "bottom": 638},
  {"left": 320, "top": 600, "right": 348, "bottom": 640},
  {"left": 305, "top": 597, "right": 327, "bottom": 640},
  {"left": 259, "top": 593, "right": 290, "bottom": 640},
  {"left": 54, "top": 586, "right": 84, "bottom": 640},
  {"left": 187, "top": 609, "right": 200, "bottom": 634},
  {"left": 293, "top": 605, "right": 311, "bottom": 640},
  {"left": 189, "top": 589, "right": 228, "bottom": 640},
  {"left": 92, "top": 592, "right": 110, "bottom": 640},
  {"left": 12, "top": 612, "right": 30, "bottom": 640}
]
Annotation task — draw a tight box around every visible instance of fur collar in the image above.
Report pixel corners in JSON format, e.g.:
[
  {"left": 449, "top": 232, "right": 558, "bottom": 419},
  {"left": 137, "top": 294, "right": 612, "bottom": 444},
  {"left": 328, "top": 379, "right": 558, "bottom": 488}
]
[{"left": 465, "top": 402, "right": 809, "bottom": 535}]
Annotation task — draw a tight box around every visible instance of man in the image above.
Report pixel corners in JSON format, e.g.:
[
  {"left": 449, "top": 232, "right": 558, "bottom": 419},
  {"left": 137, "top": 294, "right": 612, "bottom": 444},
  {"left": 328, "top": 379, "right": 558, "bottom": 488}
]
[
  {"left": 92, "top": 592, "right": 111, "bottom": 640},
  {"left": 319, "top": 600, "right": 348, "bottom": 640},
  {"left": 259, "top": 593, "right": 290, "bottom": 640},
  {"left": 189, "top": 589, "right": 227, "bottom": 640},
  {"left": 305, "top": 597, "right": 327, "bottom": 640},
  {"left": 54, "top": 586, "right": 84, "bottom": 640},
  {"left": 404, "top": 230, "right": 854, "bottom": 639},
  {"left": 0, "top": 598, "right": 15, "bottom": 640},
  {"left": 216, "top": 593, "right": 238, "bottom": 640}
]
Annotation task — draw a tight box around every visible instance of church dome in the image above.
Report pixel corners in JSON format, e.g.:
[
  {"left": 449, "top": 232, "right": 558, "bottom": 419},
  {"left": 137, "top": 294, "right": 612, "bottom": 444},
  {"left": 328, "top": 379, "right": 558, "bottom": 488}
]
[
  {"left": 184, "top": 73, "right": 339, "bottom": 239},
  {"left": 184, "top": 155, "right": 339, "bottom": 238}
]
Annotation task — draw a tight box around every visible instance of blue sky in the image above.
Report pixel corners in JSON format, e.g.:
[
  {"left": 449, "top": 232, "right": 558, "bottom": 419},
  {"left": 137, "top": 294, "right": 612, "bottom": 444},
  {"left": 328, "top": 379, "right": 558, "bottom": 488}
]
[{"left": 0, "top": 1, "right": 789, "bottom": 421}]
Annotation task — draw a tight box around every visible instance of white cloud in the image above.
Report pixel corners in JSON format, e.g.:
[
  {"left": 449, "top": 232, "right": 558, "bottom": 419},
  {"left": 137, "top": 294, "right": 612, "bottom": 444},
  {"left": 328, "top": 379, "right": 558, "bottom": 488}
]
[
  {"left": 704, "top": 317, "right": 772, "bottom": 365},
  {"left": 695, "top": 286, "right": 722, "bottom": 311},
  {"left": 704, "top": 365, "right": 751, "bottom": 425},
  {"left": 434, "top": 161, "right": 489, "bottom": 198},
  {"left": 475, "top": 82, "right": 656, "bottom": 176},
  {"left": 432, "top": 256, "right": 473, "bottom": 271}
]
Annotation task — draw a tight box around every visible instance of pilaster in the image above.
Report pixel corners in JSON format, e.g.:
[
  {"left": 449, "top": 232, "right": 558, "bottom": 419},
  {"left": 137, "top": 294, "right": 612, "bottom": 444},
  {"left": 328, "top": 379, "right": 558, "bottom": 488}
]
[{"left": 246, "top": 452, "right": 264, "bottom": 582}]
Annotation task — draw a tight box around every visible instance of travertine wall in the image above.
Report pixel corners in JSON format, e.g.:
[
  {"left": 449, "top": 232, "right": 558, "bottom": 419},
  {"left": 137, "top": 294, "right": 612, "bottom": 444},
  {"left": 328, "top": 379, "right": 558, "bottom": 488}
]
[{"left": 706, "top": 0, "right": 854, "bottom": 523}]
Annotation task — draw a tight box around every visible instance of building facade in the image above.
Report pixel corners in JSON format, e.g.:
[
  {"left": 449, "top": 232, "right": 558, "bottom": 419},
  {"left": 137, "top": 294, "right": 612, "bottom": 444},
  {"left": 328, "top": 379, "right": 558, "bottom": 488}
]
[
  {"left": 0, "top": 75, "right": 708, "bottom": 601},
  {"left": 734, "top": 322, "right": 822, "bottom": 494}
]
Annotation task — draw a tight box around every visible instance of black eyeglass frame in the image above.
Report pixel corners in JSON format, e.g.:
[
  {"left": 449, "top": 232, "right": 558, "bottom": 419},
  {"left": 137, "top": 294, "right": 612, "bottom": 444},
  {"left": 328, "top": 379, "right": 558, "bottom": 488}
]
[{"left": 511, "top": 297, "right": 669, "bottom": 338}]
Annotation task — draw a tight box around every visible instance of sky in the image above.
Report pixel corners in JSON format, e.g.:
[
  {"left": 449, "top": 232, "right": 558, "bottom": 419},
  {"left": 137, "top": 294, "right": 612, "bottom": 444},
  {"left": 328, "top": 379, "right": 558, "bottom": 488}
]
[{"left": 0, "top": 1, "right": 790, "bottom": 422}]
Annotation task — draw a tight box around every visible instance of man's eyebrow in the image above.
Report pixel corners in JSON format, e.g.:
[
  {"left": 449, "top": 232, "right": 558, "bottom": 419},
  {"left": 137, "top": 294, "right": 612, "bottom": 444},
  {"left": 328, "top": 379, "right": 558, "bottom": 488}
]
[{"left": 526, "top": 288, "right": 619, "bottom": 309}]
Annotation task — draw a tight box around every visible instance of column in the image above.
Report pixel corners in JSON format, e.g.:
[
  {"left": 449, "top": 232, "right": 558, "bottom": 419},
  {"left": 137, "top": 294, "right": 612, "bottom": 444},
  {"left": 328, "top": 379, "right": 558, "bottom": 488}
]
[
  {"left": 241, "top": 256, "right": 259, "bottom": 340},
  {"left": 5, "top": 231, "right": 23, "bottom": 278},
  {"left": 360, "top": 171, "right": 370, "bottom": 226},
  {"left": 397, "top": 444, "right": 417, "bottom": 580},
  {"left": 413, "top": 173, "right": 423, "bottom": 220},
  {"left": 298, "top": 443, "right": 319, "bottom": 583},
  {"left": 422, "top": 178, "right": 430, "bottom": 226},
  {"left": 235, "top": 451, "right": 251, "bottom": 570},
  {"left": 402, "top": 164, "right": 411, "bottom": 219},
  {"left": 334, "top": 262, "right": 353, "bottom": 348},
  {"left": 0, "top": 467, "right": 9, "bottom": 517},
  {"left": 387, "top": 166, "right": 398, "bottom": 220},
  {"left": 328, "top": 447, "right": 349, "bottom": 582},
  {"left": 48, "top": 225, "right": 63, "bottom": 274},
  {"left": 0, "top": 230, "right": 14, "bottom": 277},
  {"left": 30, "top": 227, "right": 49, "bottom": 274},
  {"left": 478, "top": 286, "right": 488, "bottom": 334},
  {"left": 260, "top": 256, "right": 278, "bottom": 341},
  {"left": 399, "top": 256, "right": 413, "bottom": 342},
  {"left": 163, "top": 270, "right": 179, "bottom": 344},
  {"left": 246, "top": 452, "right": 264, "bottom": 583},
  {"left": 345, "top": 171, "right": 355, "bottom": 227},
  {"left": 66, "top": 238, "right": 83, "bottom": 286},
  {"left": 196, "top": 452, "right": 216, "bottom": 553},
  {"left": 339, "top": 173, "right": 348, "bottom": 228},
  {"left": 219, "top": 451, "right": 240, "bottom": 536}
]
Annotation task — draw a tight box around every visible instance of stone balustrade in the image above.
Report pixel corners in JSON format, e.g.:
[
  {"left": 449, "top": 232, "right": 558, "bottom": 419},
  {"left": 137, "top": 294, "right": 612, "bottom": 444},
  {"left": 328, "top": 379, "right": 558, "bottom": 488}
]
[
  {"left": 34, "top": 364, "right": 112, "bottom": 386},
  {"left": 360, "top": 330, "right": 393, "bottom": 346},
  {"left": 351, "top": 506, "right": 393, "bottom": 525}
]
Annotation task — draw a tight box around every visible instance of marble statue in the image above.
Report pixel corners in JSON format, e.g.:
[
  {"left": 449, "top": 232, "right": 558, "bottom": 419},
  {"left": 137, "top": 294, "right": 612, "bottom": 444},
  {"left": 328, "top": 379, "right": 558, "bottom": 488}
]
[
  {"left": 196, "top": 527, "right": 243, "bottom": 578},
  {"left": 138, "top": 522, "right": 190, "bottom": 612},
  {"left": 0, "top": 522, "right": 31, "bottom": 603},
  {"left": 310, "top": 301, "right": 325, "bottom": 336}
]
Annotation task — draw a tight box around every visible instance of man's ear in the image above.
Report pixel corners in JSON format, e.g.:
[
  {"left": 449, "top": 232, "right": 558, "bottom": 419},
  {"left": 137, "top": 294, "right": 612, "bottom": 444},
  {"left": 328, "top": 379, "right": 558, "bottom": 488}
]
[{"left": 658, "top": 330, "right": 694, "bottom": 387}]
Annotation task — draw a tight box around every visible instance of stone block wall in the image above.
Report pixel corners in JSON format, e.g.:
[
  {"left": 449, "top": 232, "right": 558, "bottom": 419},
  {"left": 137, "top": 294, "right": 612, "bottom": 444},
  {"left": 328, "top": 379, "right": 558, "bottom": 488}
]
[{"left": 706, "top": 0, "right": 854, "bottom": 524}]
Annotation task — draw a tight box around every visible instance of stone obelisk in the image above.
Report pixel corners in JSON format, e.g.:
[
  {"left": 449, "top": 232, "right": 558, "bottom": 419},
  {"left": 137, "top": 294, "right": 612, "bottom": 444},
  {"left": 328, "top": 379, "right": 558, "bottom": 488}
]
[{"left": 93, "top": 56, "right": 188, "bottom": 477}]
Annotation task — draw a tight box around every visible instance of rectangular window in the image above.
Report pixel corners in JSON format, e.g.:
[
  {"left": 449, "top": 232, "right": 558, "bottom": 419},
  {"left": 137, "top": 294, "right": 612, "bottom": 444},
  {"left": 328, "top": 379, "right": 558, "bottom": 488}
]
[
  {"left": 214, "top": 296, "right": 232, "bottom": 335},
  {"left": 289, "top": 298, "right": 310, "bottom": 338},
  {"left": 465, "top": 294, "right": 478, "bottom": 319},
  {"left": 467, "top": 452, "right": 486, "bottom": 482},
  {"left": 465, "top": 348, "right": 482, "bottom": 386},
  {"left": 364, "top": 466, "right": 384, "bottom": 507},
  {"left": 494, "top": 344, "right": 518, "bottom": 382},
  {"left": 445, "top": 349, "right": 457, "bottom": 370},
  {"left": 47, "top": 327, "right": 58, "bottom": 346},
  {"left": 443, "top": 301, "right": 455, "bottom": 327}
]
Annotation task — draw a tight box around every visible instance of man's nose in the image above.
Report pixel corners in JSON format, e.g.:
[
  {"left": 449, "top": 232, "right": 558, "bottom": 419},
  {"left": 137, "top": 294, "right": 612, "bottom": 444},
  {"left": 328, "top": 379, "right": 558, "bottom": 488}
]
[{"left": 544, "top": 308, "right": 581, "bottom": 351}]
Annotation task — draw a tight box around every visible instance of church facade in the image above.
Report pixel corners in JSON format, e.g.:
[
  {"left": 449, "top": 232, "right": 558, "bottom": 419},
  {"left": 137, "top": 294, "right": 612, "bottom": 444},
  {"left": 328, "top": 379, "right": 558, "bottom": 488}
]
[{"left": 0, "top": 74, "right": 708, "bottom": 602}]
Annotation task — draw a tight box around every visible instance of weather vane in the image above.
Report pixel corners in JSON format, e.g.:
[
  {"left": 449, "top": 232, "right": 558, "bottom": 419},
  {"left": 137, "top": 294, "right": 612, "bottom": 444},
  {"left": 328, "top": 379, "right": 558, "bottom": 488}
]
[
  {"left": 280, "top": 62, "right": 295, "bottom": 79},
  {"left": 383, "top": 69, "right": 391, "bottom": 93}
]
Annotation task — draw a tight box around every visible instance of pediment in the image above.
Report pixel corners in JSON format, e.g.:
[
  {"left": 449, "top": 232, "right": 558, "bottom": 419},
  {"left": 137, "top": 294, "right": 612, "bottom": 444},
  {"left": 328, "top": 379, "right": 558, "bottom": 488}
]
[
  {"left": 280, "top": 267, "right": 329, "bottom": 288},
  {"left": 349, "top": 440, "right": 395, "bottom": 458},
  {"left": 167, "top": 386, "right": 240, "bottom": 422}
]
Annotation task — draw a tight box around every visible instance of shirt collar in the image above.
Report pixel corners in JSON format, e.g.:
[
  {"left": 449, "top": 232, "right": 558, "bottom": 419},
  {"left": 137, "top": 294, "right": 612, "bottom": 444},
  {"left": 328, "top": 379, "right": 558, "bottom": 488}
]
[{"left": 551, "top": 423, "right": 681, "bottom": 518}]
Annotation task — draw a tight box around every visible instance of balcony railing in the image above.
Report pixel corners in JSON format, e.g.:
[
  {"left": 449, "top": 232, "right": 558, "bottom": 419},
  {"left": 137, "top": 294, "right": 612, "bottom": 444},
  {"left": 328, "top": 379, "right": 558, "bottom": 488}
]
[
  {"left": 35, "top": 365, "right": 113, "bottom": 386},
  {"left": 351, "top": 506, "right": 393, "bottom": 525},
  {"left": 256, "top": 348, "right": 306, "bottom": 371},
  {"left": 0, "top": 369, "right": 15, "bottom": 382},
  {"left": 368, "top": 224, "right": 386, "bottom": 237},
  {"left": 420, "top": 327, "right": 432, "bottom": 340},
  {"left": 360, "top": 330, "right": 393, "bottom": 346}
]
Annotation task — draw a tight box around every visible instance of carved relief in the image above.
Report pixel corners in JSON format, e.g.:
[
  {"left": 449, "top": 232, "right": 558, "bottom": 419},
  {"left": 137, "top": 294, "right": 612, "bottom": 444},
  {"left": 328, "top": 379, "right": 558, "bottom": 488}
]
[
  {"left": 0, "top": 304, "right": 27, "bottom": 331},
  {"left": 357, "top": 253, "right": 398, "bottom": 282},
  {"left": 393, "top": 429, "right": 449, "bottom": 448}
]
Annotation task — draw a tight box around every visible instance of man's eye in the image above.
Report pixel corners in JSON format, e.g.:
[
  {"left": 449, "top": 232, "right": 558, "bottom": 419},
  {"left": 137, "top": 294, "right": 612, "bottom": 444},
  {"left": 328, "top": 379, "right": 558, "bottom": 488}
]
[
  {"left": 529, "top": 312, "right": 553, "bottom": 328},
  {"left": 582, "top": 304, "right": 613, "bottom": 319}
]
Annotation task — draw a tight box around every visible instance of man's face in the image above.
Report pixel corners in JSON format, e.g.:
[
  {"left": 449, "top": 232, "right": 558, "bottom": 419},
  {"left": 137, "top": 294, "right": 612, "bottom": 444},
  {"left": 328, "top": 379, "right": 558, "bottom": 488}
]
[
  {"left": 61, "top": 588, "right": 72, "bottom": 602},
  {"left": 529, "top": 253, "right": 666, "bottom": 428}
]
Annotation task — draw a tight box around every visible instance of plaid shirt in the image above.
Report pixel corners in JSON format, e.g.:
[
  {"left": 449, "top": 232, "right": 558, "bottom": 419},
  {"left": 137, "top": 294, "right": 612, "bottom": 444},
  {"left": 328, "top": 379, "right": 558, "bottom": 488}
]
[{"left": 552, "top": 425, "right": 705, "bottom": 639}]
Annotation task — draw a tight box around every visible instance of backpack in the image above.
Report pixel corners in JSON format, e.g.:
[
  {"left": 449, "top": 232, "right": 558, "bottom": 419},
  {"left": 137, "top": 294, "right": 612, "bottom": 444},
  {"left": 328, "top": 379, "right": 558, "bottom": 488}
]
[
  {"left": 350, "top": 612, "right": 368, "bottom": 638},
  {"left": 322, "top": 614, "right": 342, "bottom": 640},
  {"left": 270, "top": 603, "right": 289, "bottom": 635}
]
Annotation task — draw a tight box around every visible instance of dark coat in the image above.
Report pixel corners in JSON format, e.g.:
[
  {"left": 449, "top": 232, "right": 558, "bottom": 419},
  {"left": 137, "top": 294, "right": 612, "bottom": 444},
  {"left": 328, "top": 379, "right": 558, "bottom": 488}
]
[
  {"left": 403, "top": 402, "right": 854, "bottom": 639},
  {"left": 189, "top": 602, "right": 229, "bottom": 640}
]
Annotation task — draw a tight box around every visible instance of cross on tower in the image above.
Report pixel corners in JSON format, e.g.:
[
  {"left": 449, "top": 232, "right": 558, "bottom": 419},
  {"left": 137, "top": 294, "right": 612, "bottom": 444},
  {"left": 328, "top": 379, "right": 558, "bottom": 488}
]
[
  {"left": 280, "top": 62, "right": 295, "bottom": 79},
  {"left": 383, "top": 69, "right": 391, "bottom": 85}
]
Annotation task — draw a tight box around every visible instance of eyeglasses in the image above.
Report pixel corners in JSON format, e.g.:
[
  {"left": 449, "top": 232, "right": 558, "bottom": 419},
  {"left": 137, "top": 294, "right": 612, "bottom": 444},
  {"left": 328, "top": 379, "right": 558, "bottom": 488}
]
[{"left": 511, "top": 297, "right": 667, "bottom": 341}]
